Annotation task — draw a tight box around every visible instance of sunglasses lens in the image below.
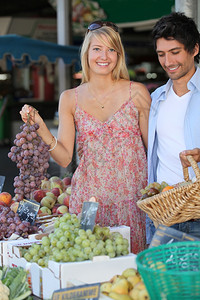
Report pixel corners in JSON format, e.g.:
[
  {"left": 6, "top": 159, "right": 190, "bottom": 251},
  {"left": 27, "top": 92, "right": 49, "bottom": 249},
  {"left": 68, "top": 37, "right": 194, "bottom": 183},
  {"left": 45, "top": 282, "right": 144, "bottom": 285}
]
[
  {"left": 87, "top": 21, "right": 118, "bottom": 33},
  {"left": 88, "top": 23, "right": 101, "bottom": 31}
]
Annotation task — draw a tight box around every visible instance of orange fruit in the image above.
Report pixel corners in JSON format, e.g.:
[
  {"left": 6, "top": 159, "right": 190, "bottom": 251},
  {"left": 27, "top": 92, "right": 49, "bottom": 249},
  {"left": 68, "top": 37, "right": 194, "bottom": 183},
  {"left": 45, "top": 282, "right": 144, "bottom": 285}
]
[
  {"left": 162, "top": 186, "right": 174, "bottom": 192},
  {"left": 0, "top": 192, "right": 12, "bottom": 206}
]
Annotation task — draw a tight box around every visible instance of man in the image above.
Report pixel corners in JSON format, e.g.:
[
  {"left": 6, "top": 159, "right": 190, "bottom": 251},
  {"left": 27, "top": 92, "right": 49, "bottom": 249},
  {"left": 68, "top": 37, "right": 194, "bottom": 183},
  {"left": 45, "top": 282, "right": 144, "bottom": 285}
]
[{"left": 146, "top": 12, "right": 200, "bottom": 244}]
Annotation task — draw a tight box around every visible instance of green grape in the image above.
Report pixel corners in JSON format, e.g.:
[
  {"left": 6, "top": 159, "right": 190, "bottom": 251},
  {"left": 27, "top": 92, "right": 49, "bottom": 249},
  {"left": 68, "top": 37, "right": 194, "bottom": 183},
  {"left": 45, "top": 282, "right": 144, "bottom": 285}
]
[
  {"left": 106, "top": 244, "right": 114, "bottom": 253},
  {"left": 63, "top": 253, "right": 70, "bottom": 262},
  {"left": 86, "top": 229, "right": 92, "bottom": 236},
  {"left": 115, "top": 236, "right": 124, "bottom": 245},
  {"left": 64, "top": 241, "right": 71, "bottom": 250},
  {"left": 24, "top": 252, "right": 32, "bottom": 262},
  {"left": 89, "top": 234, "right": 96, "bottom": 242},
  {"left": 29, "top": 246, "right": 38, "bottom": 256},
  {"left": 64, "top": 230, "right": 71, "bottom": 239},
  {"left": 32, "top": 254, "right": 40, "bottom": 263},
  {"left": 50, "top": 237, "right": 58, "bottom": 247},
  {"left": 43, "top": 246, "right": 51, "bottom": 254},
  {"left": 33, "top": 243, "right": 41, "bottom": 251},
  {"left": 56, "top": 241, "right": 64, "bottom": 249},
  {"left": 81, "top": 239, "right": 90, "bottom": 248},
  {"left": 93, "top": 247, "right": 101, "bottom": 256},
  {"left": 54, "top": 219, "right": 60, "bottom": 228},
  {"left": 78, "top": 229, "right": 86, "bottom": 236},
  {"left": 75, "top": 236, "right": 82, "bottom": 245},
  {"left": 42, "top": 236, "right": 50, "bottom": 247},
  {"left": 84, "top": 247, "right": 92, "bottom": 255},
  {"left": 38, "top": 258, "right": 45, "bottom": 267},
  {"left": 108, "top": 252, "right": 115, "bottom": 258},
  {"left": 39, "top": 248, "right": 46, "bottom": 257},
  {"left": 90, "top": 241, "right": 97, "bottom": 249},
  {"left": 53, "top": 252, "right": 63, "bottom": 262},
  {"left": 55, "top": 229, "right": 63, "bottom": 239},
  {"left": 59, "top": 236, "right": 67, "bottom": 243}
]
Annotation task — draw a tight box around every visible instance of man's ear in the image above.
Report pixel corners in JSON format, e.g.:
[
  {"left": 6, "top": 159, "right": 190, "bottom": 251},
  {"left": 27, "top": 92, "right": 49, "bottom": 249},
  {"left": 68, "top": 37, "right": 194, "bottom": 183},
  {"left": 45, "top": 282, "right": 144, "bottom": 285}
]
[{"left": 193, "top": 43, "right": 199, "bottom": 57}]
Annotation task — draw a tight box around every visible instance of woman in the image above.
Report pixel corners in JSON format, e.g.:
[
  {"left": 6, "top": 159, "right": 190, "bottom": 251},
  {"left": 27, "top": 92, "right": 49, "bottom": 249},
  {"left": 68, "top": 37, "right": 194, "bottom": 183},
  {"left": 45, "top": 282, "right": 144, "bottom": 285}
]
[{"left": 20, "top": 21, "right": 151, "bottom": 253}]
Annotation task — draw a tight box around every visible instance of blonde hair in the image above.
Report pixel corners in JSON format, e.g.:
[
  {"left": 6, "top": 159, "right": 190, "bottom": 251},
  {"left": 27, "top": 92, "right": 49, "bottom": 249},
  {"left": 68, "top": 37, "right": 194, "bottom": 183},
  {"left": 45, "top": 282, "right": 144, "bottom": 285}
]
[{"left": 80, "top": 26, "right": 129, "bottom": 83}]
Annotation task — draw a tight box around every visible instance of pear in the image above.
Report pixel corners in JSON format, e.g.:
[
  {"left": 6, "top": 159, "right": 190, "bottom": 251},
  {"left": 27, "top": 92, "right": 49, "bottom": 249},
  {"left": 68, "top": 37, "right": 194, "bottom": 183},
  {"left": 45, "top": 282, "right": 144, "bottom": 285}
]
[
  {"left": 127, "top": 275, "right": 141, "bottom": 289},
  {"left": 122, "top": 268, "right": 138, "bottom": 278},
  {"left": 110, "top": 275, "right": 124, "bottom": 284},
  {"left": 111, "top": 278, "right": 129, "bottom": 295},
  {"left": 129, "top": 288, "right": 140, "bottom": 300},
  {"left": 109, "top": 292, "right": 132, "bottom": 300},
  {"left": 138, "top": 289, "right": 150, "bottom": 300},
  {"left": 134, "top": 282, "right": 146, "bottom": 291},
  {"left": 100, "top": 282, "right": 112, "bottom": 294}
]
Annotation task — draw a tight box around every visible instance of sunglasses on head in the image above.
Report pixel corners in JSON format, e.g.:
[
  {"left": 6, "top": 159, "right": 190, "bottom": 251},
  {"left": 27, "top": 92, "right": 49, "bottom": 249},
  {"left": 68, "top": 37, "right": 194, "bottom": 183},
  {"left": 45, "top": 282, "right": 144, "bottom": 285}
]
[{"left": 87, "top": 21, "right": 119, "bottom": 33}]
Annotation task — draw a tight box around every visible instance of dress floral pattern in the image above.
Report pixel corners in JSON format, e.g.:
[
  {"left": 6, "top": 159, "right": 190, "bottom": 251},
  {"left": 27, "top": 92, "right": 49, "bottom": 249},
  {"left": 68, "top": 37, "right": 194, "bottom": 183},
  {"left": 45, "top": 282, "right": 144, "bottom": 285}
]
[{"left": 69, "top": 85, "right": 147, "bottom": 253}]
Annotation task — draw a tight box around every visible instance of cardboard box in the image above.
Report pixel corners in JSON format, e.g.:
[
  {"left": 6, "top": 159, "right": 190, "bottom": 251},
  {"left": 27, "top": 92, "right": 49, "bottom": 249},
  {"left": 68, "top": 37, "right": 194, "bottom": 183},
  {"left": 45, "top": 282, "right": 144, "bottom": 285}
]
[{"left": 8, "top": 238, "right": 136, "bottom": 299}]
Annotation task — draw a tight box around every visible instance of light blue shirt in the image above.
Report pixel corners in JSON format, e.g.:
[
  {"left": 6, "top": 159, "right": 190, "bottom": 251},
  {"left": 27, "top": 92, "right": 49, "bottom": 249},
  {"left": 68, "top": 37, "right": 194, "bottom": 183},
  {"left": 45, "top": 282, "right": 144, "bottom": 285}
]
[{"left": 148, "top": 66, "right": 200, "bottom": 184}]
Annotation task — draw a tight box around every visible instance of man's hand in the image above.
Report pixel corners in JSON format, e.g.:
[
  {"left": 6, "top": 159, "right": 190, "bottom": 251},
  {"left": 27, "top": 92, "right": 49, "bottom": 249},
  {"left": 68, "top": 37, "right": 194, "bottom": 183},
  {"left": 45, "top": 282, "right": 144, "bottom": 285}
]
[{"left": 179, "top": 148, "right": 200, "bottom": 168}]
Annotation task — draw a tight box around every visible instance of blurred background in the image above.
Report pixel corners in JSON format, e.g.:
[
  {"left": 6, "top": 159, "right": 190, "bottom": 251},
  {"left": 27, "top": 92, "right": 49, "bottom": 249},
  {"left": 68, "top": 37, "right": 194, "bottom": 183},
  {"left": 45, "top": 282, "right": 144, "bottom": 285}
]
[{"left": 0, "top": 0, "right": 198, "bottom": 194}]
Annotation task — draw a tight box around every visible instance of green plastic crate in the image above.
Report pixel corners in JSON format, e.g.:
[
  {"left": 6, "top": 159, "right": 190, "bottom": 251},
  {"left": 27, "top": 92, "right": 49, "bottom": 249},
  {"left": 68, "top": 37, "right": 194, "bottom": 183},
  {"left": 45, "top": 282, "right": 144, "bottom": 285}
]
[{"left": 136, "top": 241, "right": 200, "bottom": 299}]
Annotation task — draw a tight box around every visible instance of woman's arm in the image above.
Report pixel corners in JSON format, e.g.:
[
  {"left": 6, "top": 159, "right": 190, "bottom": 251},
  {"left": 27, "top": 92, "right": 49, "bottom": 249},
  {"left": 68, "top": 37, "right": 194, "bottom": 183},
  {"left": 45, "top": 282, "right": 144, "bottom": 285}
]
[
  {"left": 131, "top": 82, "right": 151, "bottom": 149},
  {"left": 20, "top": 88, "right": 76, "bottom": 168}
]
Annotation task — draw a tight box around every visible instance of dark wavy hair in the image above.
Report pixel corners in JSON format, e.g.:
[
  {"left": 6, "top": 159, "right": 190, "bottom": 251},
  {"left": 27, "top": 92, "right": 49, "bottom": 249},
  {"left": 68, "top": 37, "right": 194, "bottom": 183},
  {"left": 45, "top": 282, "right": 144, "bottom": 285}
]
[{"left": 152, "top": 12, "right": 200, "bottom": 63}]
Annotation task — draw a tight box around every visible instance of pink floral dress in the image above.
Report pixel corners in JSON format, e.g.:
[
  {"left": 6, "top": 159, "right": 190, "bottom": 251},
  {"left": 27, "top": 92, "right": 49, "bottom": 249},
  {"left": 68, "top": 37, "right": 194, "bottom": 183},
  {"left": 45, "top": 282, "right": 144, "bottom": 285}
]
[{"left": 69, "top": 83, "right": 147, "bottom": 253}]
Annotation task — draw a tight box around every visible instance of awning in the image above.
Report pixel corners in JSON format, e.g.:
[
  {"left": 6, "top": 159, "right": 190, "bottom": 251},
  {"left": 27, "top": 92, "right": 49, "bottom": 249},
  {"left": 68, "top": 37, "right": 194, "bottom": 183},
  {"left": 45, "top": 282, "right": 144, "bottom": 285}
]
[
  {"left": 0, "top": 34, "right": 80, "bottom": 67},
  {"left": 95, "top": 0, "right": 175, "bottom": 30}
]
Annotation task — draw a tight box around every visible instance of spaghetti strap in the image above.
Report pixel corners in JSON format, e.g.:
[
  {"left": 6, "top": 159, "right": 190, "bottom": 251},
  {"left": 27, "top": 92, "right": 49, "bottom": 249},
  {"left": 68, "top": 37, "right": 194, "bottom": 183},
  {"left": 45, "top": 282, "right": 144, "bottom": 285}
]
[
  {"left": 129, "top": 81, "right": 133, "bottom": 100},
  {"left": 75, "top": 87, "right": 78, "bottom": 106}
]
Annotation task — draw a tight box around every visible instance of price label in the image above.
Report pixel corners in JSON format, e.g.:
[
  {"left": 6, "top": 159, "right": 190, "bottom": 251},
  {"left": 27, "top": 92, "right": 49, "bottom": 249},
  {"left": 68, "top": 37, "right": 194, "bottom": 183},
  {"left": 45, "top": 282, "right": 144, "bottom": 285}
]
[
  {"left": 17, "top": 198, "right": 40, "bottom": 225},
  {"left": 52, "top": 283, "right": 100, "bottom": 300},
  {"left": 80, "top": 201, "right": 99, "bottom": 231}
]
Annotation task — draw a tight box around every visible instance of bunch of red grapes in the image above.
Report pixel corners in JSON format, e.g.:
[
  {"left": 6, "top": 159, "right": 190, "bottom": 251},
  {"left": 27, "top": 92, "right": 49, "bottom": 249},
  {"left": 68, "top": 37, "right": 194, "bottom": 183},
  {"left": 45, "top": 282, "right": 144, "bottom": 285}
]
[
  {"left": 0, "top": 206, "right": 38, "bottom": 240},
  {"left": 8, "top": 122, "right": 50, "bottom": 201}
]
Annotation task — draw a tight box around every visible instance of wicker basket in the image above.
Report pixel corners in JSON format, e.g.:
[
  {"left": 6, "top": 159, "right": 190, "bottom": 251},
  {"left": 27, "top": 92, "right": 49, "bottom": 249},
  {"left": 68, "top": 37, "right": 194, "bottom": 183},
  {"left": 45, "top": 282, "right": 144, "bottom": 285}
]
[{"left": 137, "top": 155, "right": 200, "bottom": 226}]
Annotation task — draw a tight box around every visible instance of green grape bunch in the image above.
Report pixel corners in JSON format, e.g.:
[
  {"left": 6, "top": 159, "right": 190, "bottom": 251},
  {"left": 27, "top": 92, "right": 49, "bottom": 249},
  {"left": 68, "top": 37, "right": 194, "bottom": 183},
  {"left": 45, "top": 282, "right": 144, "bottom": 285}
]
[{"left": 21, "top": 213, "right": 129, "bottom": 267}]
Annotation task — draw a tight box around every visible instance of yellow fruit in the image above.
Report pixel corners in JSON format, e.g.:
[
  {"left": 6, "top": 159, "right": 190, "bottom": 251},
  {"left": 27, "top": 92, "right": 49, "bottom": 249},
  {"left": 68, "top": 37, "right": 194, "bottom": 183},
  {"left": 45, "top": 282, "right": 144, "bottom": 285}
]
[
  {"left": 110, "top": 278, "right": 129, "bottom": 295},
  {"left": 100, "top": 282, "right": 112, "bottom": 294},
  {"left": 138, "top": 289, "right": 150, "bottom": 300},
  {"left": 127, "top": 275, "right": 141, "bottom": 289},
  {"left": 109, "top": 292, "right": 132, "bottom": 300},
  {"left": 129, "top": 288, "right": 140, "bottom": 300},
  {"left": 122, "top": 268, "right": 137, "bottom": 278}
]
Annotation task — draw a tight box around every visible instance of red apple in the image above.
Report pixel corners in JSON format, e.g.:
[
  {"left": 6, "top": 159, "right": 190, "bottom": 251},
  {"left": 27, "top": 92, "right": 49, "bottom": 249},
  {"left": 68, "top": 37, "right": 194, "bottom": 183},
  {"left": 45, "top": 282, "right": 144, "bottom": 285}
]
[
  {"left": 51, "top": 187, "right": 61, "bottom": 197},
  {"left": 52, "top": 203, "right": 62, "bottom": 214},
  {"left": 56, "top": 205, "right": 69, "bottom": 214},
  {"left": 62, "top": 177, "right": 71, "bottom": 187},
  {"left": 32, "top": 189, "right": 47, "bottom": 202},
  {"left": 57, "top": 192, "right": 68, "bottom": 204},
  {"left": 63, "top": 194, "right": 70, "bottom": 208}
]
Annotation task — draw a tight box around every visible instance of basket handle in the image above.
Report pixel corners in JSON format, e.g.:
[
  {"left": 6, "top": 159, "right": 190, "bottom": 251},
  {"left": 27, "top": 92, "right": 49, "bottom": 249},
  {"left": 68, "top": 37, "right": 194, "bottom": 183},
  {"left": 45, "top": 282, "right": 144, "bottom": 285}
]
[{"left": 183, "top": 155, "right": 200, "bottom": 181}]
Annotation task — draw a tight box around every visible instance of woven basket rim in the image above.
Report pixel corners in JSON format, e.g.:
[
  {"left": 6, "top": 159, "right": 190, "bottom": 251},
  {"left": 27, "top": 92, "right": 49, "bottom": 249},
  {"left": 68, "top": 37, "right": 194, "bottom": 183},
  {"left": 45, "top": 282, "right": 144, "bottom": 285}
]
[{"left": 137, "top": 179, "right": 198, "bottom": 206}]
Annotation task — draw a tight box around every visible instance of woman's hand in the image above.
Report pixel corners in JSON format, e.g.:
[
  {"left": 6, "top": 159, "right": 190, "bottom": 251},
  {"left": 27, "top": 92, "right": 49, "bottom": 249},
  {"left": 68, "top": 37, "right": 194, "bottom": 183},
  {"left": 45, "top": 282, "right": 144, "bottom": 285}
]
[
  {"left": 179, "top": 148, "right": 200, "bottom": 168},
  {"left": 19, "top": 104, "right": 42, "bottom": 126}
]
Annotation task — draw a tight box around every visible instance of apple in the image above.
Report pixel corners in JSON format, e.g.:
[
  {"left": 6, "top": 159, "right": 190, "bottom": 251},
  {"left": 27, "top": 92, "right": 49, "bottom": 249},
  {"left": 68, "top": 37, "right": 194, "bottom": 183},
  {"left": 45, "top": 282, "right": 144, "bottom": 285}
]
[
  {"left": 40, "top": 206, "right": 52, "bottom": 215},
  {"left": 57, "top": 192, "right": 68, "bottom": 204},
  {"left": 40, "top": 179, "right": 51, "bottom": 190},
  {"left": 0, "top": 192, "right": 12, "bottom": 206},
  {"left": 66, "top": 186, "right": 71, "bottom": 195},
  {"left": 63, "top": 194, "right": 70, "bottom": 208},
  {"left": 52, "top": 203, "right": 62, "bottom": 214},
  {"left": 51, "top": 187, "right": 61, "bottom": 197},
  {"left": 56, "top": 205, "right": 69, "bottom": 214},
  {"left": 32, "top": 189, "right": 47, "bottom": 202},
  {"left": 0, "top": 200, "right": 7, "bottom": 207},
  {"left": 62, "top": 177, "right": 71, "bottom": 187}
]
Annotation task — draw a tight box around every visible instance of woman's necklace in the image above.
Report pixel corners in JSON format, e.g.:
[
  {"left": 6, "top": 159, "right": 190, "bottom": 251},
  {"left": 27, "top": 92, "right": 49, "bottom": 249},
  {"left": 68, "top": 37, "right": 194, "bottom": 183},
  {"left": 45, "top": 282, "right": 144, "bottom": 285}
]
[{"left": 88, "top": 82, "right": 115, "bottom": 109}]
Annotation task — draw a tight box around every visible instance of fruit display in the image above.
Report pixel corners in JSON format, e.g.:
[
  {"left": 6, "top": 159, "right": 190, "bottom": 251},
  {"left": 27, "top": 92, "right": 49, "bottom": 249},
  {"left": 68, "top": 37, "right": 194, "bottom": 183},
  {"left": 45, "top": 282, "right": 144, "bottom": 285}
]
[
  {"left": 0, "top": 266, "right": 32, "bottom": 300},
  {"left": 139, "top": 181, "right": 169, "bottom": 200},
  {"left": 20, "top": 213, "right": 129, "bottom": 267},
  {"left": 0, "top": 206, "right": 39, "bottom": 240},
  {"left": 100, "top": 268, "right": 149, "bottom": 300},
  {"left": 31, "top": 175, "right": 71, "bottom": 215},
  {"left": 8, "top": 122, "right": 50, "bottom": 201}
]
